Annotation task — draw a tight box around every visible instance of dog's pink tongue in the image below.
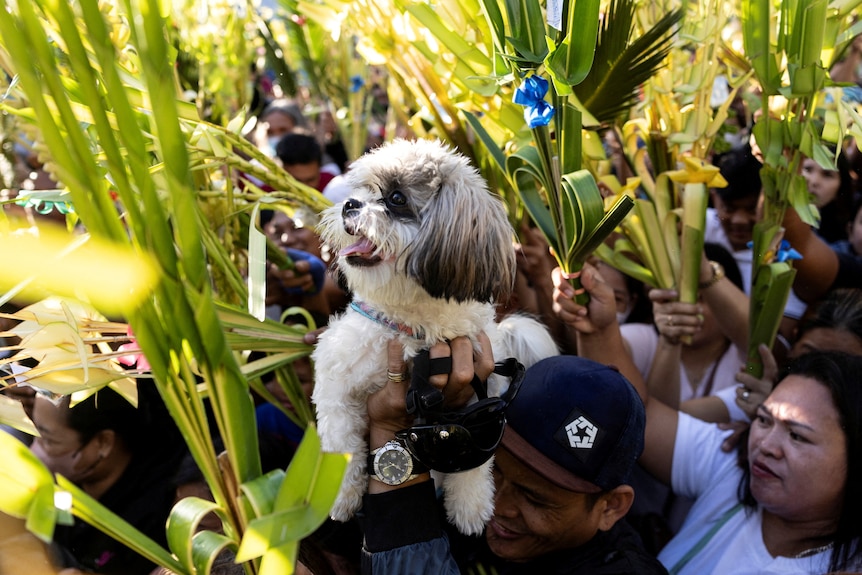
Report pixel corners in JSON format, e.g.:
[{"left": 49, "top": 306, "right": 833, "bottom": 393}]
[{"left": 339, "top": 237, "right": 376, "bottom": 257}]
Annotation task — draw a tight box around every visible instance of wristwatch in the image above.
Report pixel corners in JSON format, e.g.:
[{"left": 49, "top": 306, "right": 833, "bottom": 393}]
[
  {"left": 368, "top": 440, "right": 427, "bottom": 486},
  {"left": 698, "top": 260, "right": 725, "bottom": 290}
]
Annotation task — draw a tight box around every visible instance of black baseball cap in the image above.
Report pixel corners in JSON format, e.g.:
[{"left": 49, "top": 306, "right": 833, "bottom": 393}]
[{"left": 500, "top": 355, "right": 646, "bottom": 493}]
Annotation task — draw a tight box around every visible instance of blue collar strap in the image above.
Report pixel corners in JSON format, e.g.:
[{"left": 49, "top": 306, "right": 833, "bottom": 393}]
[{"left": 350, "top": 301, "right": 425, "bottom": 339}]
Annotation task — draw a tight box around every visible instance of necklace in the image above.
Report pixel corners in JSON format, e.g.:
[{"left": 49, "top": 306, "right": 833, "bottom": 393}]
[{"left": 793, "top": 542, "right": 833, "bottom": 559}]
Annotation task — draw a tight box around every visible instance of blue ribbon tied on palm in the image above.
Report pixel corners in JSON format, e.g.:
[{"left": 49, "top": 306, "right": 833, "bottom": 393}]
[
  {"left": 775, "top": 240, "right": 802, "bottom": 263},
  {"left": 747, "top": 239, "right": 803, "bottom": 264},
  {"left": 513, "top": 75, "right": 555, "bottom": 128}
]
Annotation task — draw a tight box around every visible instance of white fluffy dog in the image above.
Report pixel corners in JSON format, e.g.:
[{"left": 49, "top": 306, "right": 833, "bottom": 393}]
[{"left": 312, "top": 138, "right": 558, "bottom": 535}]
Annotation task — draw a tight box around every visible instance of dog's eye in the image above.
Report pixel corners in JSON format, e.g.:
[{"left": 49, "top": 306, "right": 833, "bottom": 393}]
[
  {"left": 389, "top": 191, "right": 407, "bottom": 206},
  {"left": 382, "top": 189, "right": 412, "bottom": 219}
]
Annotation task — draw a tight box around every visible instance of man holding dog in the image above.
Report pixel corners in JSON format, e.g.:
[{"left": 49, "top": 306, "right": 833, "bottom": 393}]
[{"left": 357, "top": 337, "right": 667, "bottom": 574}]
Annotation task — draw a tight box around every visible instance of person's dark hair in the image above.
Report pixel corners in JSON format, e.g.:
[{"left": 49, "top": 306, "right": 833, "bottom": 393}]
[
  {"left": 63, "top": 383, "right": 168, "bottom": 455},
  {"left": 835, "top": 151, "right": 855, "bottom": 205},
  {"left": 703, "top": 242, "right": 744, "bottom": 291},
  {"left": 276, "top": 132, "right": 322, "bottom": 167},
  {"left": 623, "top": 273, "right": 654, "bottom": 325},
  {"left": 260, "top": 99, "right": 307, "bottom": 130},
  {"left": 736, "top": 351, "right": 862, "bottom": 572},
  {"left": 817, "top": 151, "right": 858, "bottom": 243},
  {"left": 795, "top": 288, "right": 862, "bottom": 347},
  {"left": 712, "top": 145, "right": 763, "bottom": 203},
  {"left": 591, "top": 259, "right": 653, "bottom": 324}
]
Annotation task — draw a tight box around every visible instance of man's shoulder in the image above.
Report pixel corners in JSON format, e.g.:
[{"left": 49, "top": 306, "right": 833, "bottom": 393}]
[
  {"left": 452, "top": 521, "right": 668, "bottom": 575},
  {"left": 505, "top": 542, "right": 668, "bottom": 575},
  {"left": 571, "top": 521, "right": 668, "bottom": 575},
  {"left": 587, "top": 545, "right": 668, "bottom": 575}
]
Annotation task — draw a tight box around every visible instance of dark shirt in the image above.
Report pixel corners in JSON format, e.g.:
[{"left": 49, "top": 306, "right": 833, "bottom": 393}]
[
  {"left": 51, "top": 449, "right": 184, "bottom": 575},
  {"left": 830, "top": 239, "right": 857, "bottom": 257},
  {"left": 452, "top": 514, "right": 668, "bottom": 575},
  {"left": 835, "top": 250, "right": 862, "bottom": 290}
]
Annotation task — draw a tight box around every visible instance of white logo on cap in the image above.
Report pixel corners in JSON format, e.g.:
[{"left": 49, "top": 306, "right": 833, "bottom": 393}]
[{"left": 565, "top": 416, "right": 598, "bottom": 449}]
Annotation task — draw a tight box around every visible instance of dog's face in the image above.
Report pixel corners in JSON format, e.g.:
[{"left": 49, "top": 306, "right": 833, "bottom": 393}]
[{"left": 317, "top": 139, "right": 515, "bottom": 304}]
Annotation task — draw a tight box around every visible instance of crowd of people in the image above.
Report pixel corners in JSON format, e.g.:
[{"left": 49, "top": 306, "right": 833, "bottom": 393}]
[
  {"left": 242, "top": 84, "right": 862, "bottom": 575},
  {"left": 2, "top": 49, "right": 862, "bottom": 575}
]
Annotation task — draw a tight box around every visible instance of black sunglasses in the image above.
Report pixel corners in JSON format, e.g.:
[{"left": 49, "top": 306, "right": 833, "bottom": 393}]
[{"left": 397, "top": 353, "right": 525, "bottom": 473}]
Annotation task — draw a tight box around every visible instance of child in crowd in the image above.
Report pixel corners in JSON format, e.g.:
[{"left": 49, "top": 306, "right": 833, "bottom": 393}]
[{"left": 830, "top": 195, "right": 862, "bottom": 259}]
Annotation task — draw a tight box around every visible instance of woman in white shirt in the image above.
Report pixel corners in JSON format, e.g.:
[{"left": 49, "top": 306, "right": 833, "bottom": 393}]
[{"left": 552, "top": 263, "right": 862, "bottom": 575}]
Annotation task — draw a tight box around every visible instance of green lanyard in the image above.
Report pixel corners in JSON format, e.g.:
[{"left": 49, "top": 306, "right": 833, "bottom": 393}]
[{"left": 668, "top": 503, "right": 743, "bottom": 575}]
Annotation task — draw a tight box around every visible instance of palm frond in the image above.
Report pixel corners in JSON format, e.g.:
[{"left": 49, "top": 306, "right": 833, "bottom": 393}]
[
  {"left": 280, "top": 2, "right": 329, "bottom": 102},
  {"left": 574, "top": 0, "right": 683, "bottom": 124},
  {"left": 259, "top": 17, "right": 299, "bottom": 99}
]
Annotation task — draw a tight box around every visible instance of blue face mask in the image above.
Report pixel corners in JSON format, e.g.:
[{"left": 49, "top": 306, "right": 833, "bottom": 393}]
[{"left": 263, "top": 135, "right": 281, "bottom": 158}]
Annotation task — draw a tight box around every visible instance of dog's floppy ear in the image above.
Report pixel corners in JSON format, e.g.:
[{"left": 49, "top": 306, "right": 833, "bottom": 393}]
[{"left": 405, "top": 163, "right": 516, "bottom": 303}]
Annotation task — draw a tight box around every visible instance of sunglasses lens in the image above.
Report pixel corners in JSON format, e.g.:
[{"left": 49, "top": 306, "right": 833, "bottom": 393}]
[
  {"left": 399, "top": 424, "right": 492, "bottom": 473},
  {"left": 398, "top": 408, "right": 506, "bottom": 472},
  {"left": 467, "top": 414, "right": 506, "bottom": 451},
  {"left": 460, "top": 403, "right": 506, "bottom": 451},
  {"left": 397, "top": 358, "right": 524, "bottom": 473}
]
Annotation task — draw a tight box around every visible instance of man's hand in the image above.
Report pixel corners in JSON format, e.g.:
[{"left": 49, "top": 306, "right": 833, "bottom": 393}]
[
  {"left": 367, "top": 334, "right": 495, "bottom": 448},
  {"left": 366, "top": 335, "right": 494, "bottom": 493}
]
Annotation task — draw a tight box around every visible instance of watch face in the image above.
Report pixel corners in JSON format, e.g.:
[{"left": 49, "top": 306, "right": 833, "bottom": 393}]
[{"left": 373, "top": 444, "right": 414, "bottom": 486}]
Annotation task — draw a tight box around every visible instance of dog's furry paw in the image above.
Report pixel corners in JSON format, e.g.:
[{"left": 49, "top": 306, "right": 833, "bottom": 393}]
[
  {"left": 441, "top": 462, "right": 496, "bottom": 536},
  {"left": 329, "top": 476, "right": 367, "bottom": 523}
]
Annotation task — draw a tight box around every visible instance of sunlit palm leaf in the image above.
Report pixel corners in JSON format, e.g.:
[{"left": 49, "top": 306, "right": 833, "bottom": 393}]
[
  {"left": 503, "top": 0, "right": 548, "bottom": 65},
  {"left": 0, "top": 431, "right": 57, "bottom": 542},
  {"left": 574, "top": 0, "right": 683, "bottom": 124},
  {"left": 545, "top": 0, "right": 601, "bottom": 87},
  {"left": 0, "top": 1, "right": 338, "bottom": 573},
  {"left": 259, "top": 18, "right": 299, "bottom": 100}
]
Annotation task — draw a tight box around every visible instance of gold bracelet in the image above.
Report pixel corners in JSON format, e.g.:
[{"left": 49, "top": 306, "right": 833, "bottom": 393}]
[{"left": 698, "top": 260, "right": 725, "bottom": 290}]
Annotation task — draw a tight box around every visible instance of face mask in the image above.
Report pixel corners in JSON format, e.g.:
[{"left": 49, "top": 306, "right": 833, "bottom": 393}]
[
  {"left": 723, "top": 131, "right": 748, "bottom": 149},
  {"left": 616, "top": 302, "right": 633, "bottom": 325},
  {"left": 263, "top": 135, "right": 281, "bottom": 158}
]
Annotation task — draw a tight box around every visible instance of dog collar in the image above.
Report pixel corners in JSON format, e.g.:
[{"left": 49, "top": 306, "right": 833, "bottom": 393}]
[{"left": 350, "top": 301, "right": 425, "bottom": 339}]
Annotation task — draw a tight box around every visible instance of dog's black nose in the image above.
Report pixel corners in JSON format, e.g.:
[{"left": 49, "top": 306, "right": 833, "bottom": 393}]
[{"left": 342, "top": 199, "right": 362, "bottom": 218}]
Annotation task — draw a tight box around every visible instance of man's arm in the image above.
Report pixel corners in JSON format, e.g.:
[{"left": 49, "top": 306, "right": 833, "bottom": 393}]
[
  {"left": 358, "top": 337, "right": 493, "bottom": 574},
  {"left": 552, "top": 264, "right": 679, "bottom": 485},
  {"left": 359, "top": 482, "right": 459, "bottom": 575}
]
